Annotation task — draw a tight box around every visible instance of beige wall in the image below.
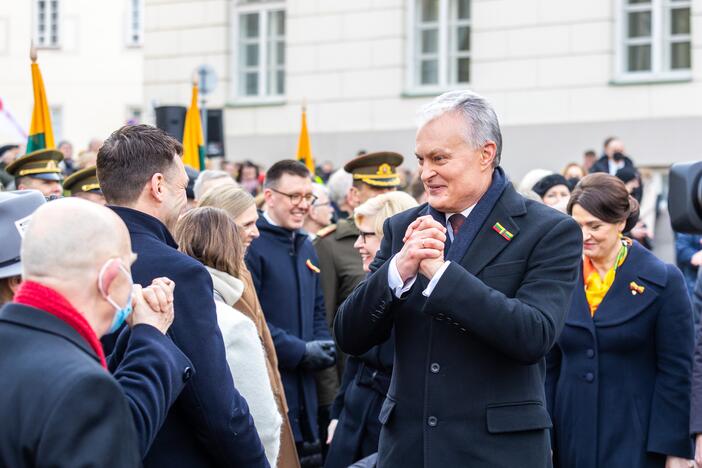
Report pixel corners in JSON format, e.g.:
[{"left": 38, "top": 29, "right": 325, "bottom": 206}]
[{"left": 0, "top": 0, "right": 143, "bottom": 150}]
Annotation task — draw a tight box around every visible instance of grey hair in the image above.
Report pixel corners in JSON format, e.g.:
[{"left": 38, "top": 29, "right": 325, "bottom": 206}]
[
  {"left": 417, "top": 90, "right": 503, "bottom": 167},
  {"left": 194, "top": 170, "right": 232, "bottom": 200},
  {"left": 326, "top": 169, "right": 352, "bottom": 206},
  {"left": 311, "top": 182, "right": 329, "bottom": 203}
]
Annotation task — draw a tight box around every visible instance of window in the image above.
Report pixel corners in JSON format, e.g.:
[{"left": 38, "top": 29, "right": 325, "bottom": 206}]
[
  {"left": 235, "top": 2, "right": 285, "bottom": 100},
  {"left": 50, "top": 105, "right": 62, "bottom": 142},
  {"left": 408, "top": 0, "right": 471, "bottom": 91},
  {"left": 35, "top": 0, "right": 60, "bottom": 48},
  {"left": 126, "top": 0, "right": 144, "bottom": 47},
  {"left": 618, "top": 0, "right": 691, "bottom": 80}
]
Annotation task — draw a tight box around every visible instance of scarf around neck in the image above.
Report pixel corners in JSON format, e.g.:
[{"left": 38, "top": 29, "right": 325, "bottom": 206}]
[
  {"left": 13, "top": 280, "right": 107, "bottom": 368},
  {"left": 583, "top": 238, "right": 630, "bottom": 316}
]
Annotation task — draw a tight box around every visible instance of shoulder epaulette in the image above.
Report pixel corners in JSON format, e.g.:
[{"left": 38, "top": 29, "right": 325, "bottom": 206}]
[{"left": 316, "top": 224, "right": 337, "bottom": 238}]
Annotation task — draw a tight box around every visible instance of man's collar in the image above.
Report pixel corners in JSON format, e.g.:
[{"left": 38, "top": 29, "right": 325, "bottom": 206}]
[
  {"left": 262, "top": 211, "right": 278, "bottom": 227},
  {"left": 109, "top": 205, "right": 178, "bottom": 248}
]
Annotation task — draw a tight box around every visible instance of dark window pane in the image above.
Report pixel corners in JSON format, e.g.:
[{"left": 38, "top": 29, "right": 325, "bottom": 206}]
[
  {"left": 269, "top": 10, "right": 285, "bottom": 35},
  {"left": 456, "top": 25, "right": 470, "bottom": 51},
  {"left": 671, "top": 8, "right": 690, "bottom": 35},
  {"left": 628, "top": 11, "right": 651, "bottom": 38},
  {"left": 627, "top": 0, "right": 650, "bottom": 3},
  {"left": 245, "top": 44, "right": 259, "bottom": 66},
  {"left": 671, "top": 41, "right": 691, "bottom": 69},
  {"left": 420, "top": 59, "right": 438, "bottom": 84},
  {"left": 241, "top": 13, "right": 259, "bottom": 39},
  {"left": 457, "top": 0, "right": 471, "bottom": 19},
  {"left": 421, "top": 29, "right": 438, "bottom": 53},
  {"left": 456, "top": 57, "right": 470, "bottom": 82},
  {"left": 627, "top": 44, "right": 651, "bottom": 71},
  {"left": 421, "top": 0, "right": 439, "bottom": 22},
  {"left": 244, "top": 72, "right": 258, "bottom": 96},
  {"left": 277, "top": 70, "right": 285, "bottom": 95},
  {"left": 277, "top": 41, "right": 285, "bottom": 66}
]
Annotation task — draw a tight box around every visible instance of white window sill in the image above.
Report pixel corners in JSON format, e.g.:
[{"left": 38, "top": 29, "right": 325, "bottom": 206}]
[
  {"left": 226, "top": 97, "right": 286, "bottom": 108},
  {"left": 610, "top": 72, "right": 692, "bottom": 86}
]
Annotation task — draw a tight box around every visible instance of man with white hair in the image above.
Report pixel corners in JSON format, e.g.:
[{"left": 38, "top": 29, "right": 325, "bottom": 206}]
[
  {"left": 303, "top": 183, "right": 333, "bottom": 240},
  {"left": 0, "top": 198, "right": 184, "bottom": 467},
  {"left": 335, "top": 90, "right": 582, "bottom": 467},
  {"left": 193, "top": 169, "right": 237, "bottom": 201}
]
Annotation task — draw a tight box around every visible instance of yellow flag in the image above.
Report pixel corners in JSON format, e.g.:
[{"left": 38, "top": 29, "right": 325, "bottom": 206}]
[
  {"left": 296, "top": 107, "right": 315, "bottom": 173},
  {"left": 182, "top": 83, "right": 205, "bottom": 170},
  {"left": 26, "top": 53, "right": 55, "bottom": 152}
]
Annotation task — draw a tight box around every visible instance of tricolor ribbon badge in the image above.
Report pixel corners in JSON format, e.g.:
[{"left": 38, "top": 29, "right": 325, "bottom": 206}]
[
  {"left": 492, "top": 222, "right": 514, "bottom": 242},
  {"left": 629, "top": 281, "right": 645, "bottom": 295},
  {"left": 306, "top": 259, "right": 320, "bottom": 273}
]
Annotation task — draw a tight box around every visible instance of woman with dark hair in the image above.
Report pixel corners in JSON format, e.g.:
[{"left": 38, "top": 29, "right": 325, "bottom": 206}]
[{"left": 546, "top": 173, "right": 694, "bottom": 468}]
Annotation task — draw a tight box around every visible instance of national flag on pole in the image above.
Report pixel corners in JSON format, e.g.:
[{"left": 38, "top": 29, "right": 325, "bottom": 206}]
[
  {"left": 26, "top": 46, "right": 54, "bottom": 153},
  {"left": 182, "top": 81, "right": 205, "bottom": 171},
  {"left": 296, "top": 106, "right": 315, "bottom": 173}
]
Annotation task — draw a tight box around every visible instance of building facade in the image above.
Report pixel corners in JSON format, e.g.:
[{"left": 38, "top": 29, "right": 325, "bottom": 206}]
[
  {"left": 0, "top": 0, "right": 144, "bottom": 151},
  {"left": 143, "top": 0, "right": 702, "bottom": 178}
]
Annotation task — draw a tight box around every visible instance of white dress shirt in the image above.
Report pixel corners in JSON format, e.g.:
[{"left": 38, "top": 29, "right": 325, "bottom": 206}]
[{"left": 387, "top": 204, "right": 475, "bottom": 298}]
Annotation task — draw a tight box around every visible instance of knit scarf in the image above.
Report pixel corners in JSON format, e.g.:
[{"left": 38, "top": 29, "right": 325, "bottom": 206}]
[
  {"left": 14, "top": 280, "right": 107, "bottom": 368},
  {"left": 583, "top": 239, "right": 629, "bottom": 316}
]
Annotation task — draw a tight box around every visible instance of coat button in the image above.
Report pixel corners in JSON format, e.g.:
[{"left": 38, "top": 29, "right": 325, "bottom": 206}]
[
  {"left": 586, "top": 349, "right": 595, "bottom": 358},
  {"left": 183, "top": 366, "right": 193, "bottom": 382},
  {"left": 585, "top": 372, "right": 594, "bottom": 382},
  {"left": 427, "top": 416, "right": 438, "bottom": 427},
  {"left": 430, "top": 363, "right": 440, "bottom": 374}
]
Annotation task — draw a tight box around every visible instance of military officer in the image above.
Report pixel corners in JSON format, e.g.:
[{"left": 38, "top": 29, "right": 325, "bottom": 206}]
[
  {"left": 63, "top": 166, "right": 105, "bottom": 205},
  {"left": 313, "top": 151, "right": 403, "bottom": 452},
  {"left": 5, "top": 149, "right": 64, "bottom": 199}
]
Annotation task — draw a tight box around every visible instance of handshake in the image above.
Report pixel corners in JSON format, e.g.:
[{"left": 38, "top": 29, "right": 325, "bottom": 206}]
[
  {"left": 301, "top": 340, "right": 336, "bottom": 370},
  {"left": 395, "top": 215, "right": 448, "bottom": 283}
]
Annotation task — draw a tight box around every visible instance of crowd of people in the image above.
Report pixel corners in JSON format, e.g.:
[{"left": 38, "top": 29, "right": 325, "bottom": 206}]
[{"left": 1, "top": 89, "right": 702, "bottom": 468}]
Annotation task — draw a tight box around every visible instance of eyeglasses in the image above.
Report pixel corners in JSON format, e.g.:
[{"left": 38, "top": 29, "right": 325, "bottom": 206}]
[
  {"left": 270, "top": 188, "right": 317, "bottom": 206},
  {"left": 313, "top": 201, "right": 332, "bottom": 207},
  {"left": 358, "top": 230, "right": 377, "bottom": 244}
]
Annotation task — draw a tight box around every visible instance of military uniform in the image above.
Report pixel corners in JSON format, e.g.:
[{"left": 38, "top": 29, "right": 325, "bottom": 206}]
[
  {"left": 62, "top": 166, "right": 105, "bottom": 204},
  {"left": 5, "top": 149, "right": 63, "bottom": 183}
]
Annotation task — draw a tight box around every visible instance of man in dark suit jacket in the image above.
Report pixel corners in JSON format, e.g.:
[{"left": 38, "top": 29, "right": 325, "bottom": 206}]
[
  {"left": 0, "top": 196, "right": 170, "bottom": 467},
  {"left": 97, "top": 125, "right": 268, "bottom": 468},
  {"left": 334, "top": 90, "right": 582, "bottom": 468}
]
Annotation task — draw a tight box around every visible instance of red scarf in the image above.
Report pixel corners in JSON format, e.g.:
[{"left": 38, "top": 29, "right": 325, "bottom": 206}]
[{"left": 14, "top": 280, "right": 107, "bottom": 369}]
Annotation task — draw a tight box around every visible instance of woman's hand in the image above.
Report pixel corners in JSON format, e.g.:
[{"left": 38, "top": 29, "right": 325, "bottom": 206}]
[
  {"left": 326, "top": 419, "right": 338, "bottom": 445},
  {"left": 665, "top": 455, "right": 693, "bottom": 468}
]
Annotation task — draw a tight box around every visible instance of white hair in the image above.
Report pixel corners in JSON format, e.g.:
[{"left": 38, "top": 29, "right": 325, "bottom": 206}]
[
  {"left": 311, "top": 182, "right": 329, "bottom": 204},
  {"left": 518, "top": 169, "right": 554, "bottom": 196},
  {"left": 417, "top": 90, "right": 503, "bottom": 167},
  {"left": 326, "top": 169, "right": 352, "bottom": 206},
  {"left": 194, "top": 170, "right": 235, "bottom": 200},
  {"left": 354, "top": 191, "right": 419, "bottom": 237}
]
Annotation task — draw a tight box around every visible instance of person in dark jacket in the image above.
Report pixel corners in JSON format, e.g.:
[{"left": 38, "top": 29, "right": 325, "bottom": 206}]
[
  {"left": 0, "top": 197, "right": 153, "bottom": 467},
  {"left": 335, "top": 90, "right": 583, "bottom": 468},
  {"left": 675, "top": 232, "right": 702, "bottom": 297},
  {"left": 325, "top": 191, "right": 417, "bottom": 468},
  {"left": 246, "top": 160, "right": 336, "bottom": 467},
  {"left": 589, "top": 136, "right": 635, "bottom": 175},
  {"left": 97, "top": 124, "right": 268, "bottom": 468},
  {"left": 546, "top": 173, "right": 693, "bottom": 467}
]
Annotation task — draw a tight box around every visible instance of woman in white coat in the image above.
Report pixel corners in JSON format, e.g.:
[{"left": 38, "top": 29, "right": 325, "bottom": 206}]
[{"left": 175, "top": 206, "right": 282, "bottom": 467}]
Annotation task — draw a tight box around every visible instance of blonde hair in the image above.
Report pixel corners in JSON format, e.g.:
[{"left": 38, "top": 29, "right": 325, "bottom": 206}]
[
  {"left": 198, "top": 185, "right": 255, "bottom": 219},
  {"left": 174, "top": 207, "right": 243, "bottom": 278},
  {"left": 354, "top": 191, "right": 418, "bottom": 236}
]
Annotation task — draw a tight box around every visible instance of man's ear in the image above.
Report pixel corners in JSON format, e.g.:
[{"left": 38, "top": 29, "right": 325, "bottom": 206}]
[
  {"left": 480, "top": 141, "right": 497, "bottom": 170},
  {"left": 347, "top": 186, "right": 360, "bottom": 208},
  {"left": 263, "top": 188, "right": 274, "bottom": 208},
  {"left": 99, "top": 258, "right": 121, "bottom": 296},
  {"left": 149, "top": 173, "right": 166, "bottom": 203}
]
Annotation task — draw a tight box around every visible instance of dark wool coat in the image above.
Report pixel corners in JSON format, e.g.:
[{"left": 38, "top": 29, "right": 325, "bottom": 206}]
[
  {"left": 246, "top": 215, "right": 331, "bottom": 443},
  {"left": 547, "top": 241, "right": 694, "bottom": 467},
  {"left": 335, "top": 172, "right": 583, "bottom": 468},
  {"left": 110, "top": 206, "right": 268, "bottom": 468}
]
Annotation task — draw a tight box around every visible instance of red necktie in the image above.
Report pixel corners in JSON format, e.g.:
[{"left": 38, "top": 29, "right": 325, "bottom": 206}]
[{"left": 449, "top": 213, "right": 466, "bottom": 238}]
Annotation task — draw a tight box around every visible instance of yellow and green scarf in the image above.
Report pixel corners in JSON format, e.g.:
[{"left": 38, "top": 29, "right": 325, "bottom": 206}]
[{"left": 583, "top": 240, "right": 629, "bottom": 316}]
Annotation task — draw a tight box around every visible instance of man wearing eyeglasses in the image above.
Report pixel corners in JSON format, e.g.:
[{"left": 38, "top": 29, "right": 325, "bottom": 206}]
[
  {"left": 246, "top": 159, "right": 337, "bottom": 467},
  {"left": 303, "top": 183, "right": 334, "bottom": 241}
]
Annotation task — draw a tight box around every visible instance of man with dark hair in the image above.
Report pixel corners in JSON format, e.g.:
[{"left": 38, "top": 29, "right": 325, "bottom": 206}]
[
  {"left": 590, "top": 136, "right": 635, "bottom": 175},
  {"left": 97, "top": 124, "right": 268, "bottom": 468},
  {"left": 582, "top": 149, "right": 597, "bottom": 173},
  {"left": 246, "top": 159, "right": 336, "bottom": 466}
]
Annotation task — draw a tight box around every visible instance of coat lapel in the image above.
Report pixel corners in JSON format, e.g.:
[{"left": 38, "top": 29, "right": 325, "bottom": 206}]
[{"left": 565, "top": 266, "right": 596, "bottom": 334}]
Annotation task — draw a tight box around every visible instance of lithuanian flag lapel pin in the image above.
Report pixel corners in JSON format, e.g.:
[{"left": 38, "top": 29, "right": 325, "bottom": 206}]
[
  {"left": 492, "top": 222, "right": 514, "bottom": 242},
  {"left": 306, "top": 259, "right": 320, "bottom": 273},
  {"left": 629, "top": 281, "right": 645, "bottom": 295}
]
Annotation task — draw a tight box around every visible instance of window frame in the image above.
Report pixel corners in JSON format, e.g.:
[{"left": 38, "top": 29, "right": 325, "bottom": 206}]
[
  {"left": 229, "top": 1, "right": 286, "bottom": 105},
  {"left": 34, "top": 0, "right": 61, "bottom": 49},
  {"left": 405, "top": 0, "right": 471, "bottom": 94},
  {"left": 125, "top": 0, "right": 144, "bottom": 48},
  {"left": 614, "top": 0, "right": 692, "bottom": 83}
]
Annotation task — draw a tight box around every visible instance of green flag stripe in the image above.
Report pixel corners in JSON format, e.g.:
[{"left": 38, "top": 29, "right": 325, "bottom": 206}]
[
  {"left": 198, "top": 145, "right": 206, "bottom": 171},
  {"left": 26, "top": 133, "right": 46, "bottom": 153}
]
